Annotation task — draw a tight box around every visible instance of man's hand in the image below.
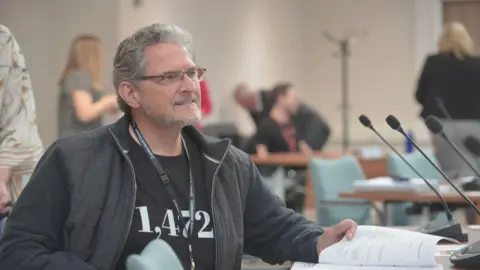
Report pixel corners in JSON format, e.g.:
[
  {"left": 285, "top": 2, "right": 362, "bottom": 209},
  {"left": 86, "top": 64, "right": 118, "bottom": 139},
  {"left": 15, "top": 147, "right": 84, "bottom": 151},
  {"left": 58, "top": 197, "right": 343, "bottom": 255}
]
[{"left": 316, "top": 219, "right": 357, "bottom": 255}]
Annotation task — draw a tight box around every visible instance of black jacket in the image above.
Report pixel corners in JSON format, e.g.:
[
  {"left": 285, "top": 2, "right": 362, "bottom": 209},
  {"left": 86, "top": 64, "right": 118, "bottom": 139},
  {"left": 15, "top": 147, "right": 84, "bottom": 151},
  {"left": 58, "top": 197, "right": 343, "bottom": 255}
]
[
  {"left": 0, "top": 116, "right": 324, "bottom": 270},
  {"left": 415, "top": 53, "right": 480, "bottom": 119}
]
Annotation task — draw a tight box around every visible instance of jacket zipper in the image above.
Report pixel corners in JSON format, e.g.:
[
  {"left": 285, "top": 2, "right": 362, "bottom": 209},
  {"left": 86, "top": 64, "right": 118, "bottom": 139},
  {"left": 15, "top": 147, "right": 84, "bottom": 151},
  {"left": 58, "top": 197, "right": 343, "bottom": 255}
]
[
  {"left": 211, "top": 140, "right": 232, "bottom": 270},
  {"left": 109, "top": 129, "right": 137, "bottom": 270}
]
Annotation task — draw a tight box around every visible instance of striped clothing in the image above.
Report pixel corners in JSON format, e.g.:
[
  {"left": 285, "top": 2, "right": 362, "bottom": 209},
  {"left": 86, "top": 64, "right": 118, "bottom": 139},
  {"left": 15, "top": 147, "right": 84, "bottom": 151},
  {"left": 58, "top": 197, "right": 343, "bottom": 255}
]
[{"left": 0, "top": 25, "right": 43, "bottom": 200}]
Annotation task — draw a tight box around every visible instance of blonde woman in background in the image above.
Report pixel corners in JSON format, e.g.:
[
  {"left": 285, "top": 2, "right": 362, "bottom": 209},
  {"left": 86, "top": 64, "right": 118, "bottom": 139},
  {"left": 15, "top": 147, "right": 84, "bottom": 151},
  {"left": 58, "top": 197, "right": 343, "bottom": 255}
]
[
  {"left": 58, "top": 35, "right": 118, "bottom": 138},
  {"left": 415, "top": 21, "right": 479, "bottom": 121},
  {"left": 415, "top": 22, "right": 480, "bottom": 224},
  {"left": 0, "top": 25, "right": 43, "bottom": 215}
]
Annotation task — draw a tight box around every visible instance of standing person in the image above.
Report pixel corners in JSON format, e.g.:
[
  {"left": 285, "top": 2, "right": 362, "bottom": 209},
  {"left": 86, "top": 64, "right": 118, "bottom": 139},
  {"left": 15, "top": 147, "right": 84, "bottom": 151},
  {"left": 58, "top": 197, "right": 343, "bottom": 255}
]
[
  {"left": 0, "top": 23, "right": 357, "bottom": 270},
  {"left": 58, "top": 35, "right": 118, "bottom": 138},
  {"left": 0, "top": 25, "right": 43, "bottom": 215},
  {"left": 415, "top": 21, "right": 480, "bottom": 179},
  {"left": 414, "top": 21, "right": 480, "bottom": 224}
]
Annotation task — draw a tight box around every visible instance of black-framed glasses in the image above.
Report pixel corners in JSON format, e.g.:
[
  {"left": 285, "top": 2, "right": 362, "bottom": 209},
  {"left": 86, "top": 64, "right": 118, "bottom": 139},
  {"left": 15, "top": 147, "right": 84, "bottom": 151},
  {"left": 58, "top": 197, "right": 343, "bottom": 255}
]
[{"left": 139, "top": 68, "right": 206, "bottom": 86}]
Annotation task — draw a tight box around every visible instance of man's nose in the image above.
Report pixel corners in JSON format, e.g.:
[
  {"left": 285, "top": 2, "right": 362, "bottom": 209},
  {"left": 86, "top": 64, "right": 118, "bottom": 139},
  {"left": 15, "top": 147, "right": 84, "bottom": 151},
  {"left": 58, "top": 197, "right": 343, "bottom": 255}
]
[{"left": 179, "top": 73, "right": 197, "bottom": 88}]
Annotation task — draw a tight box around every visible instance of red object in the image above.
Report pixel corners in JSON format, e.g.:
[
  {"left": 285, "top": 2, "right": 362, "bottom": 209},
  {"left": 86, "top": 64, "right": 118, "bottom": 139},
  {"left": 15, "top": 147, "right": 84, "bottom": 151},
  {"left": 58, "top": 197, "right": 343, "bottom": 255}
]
[
  {"left": 200, "top": 80, "right": 212, "bottom": 116},
  {"left": 196, "top": 80, "right": 213, "bottom": 130}
]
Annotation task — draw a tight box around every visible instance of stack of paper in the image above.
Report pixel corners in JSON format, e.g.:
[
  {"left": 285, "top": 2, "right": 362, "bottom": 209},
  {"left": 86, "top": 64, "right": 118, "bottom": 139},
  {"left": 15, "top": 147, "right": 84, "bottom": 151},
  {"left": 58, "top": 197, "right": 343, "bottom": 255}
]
[{"left": 291, "top": 226, "right": 460, "bottom": 270}]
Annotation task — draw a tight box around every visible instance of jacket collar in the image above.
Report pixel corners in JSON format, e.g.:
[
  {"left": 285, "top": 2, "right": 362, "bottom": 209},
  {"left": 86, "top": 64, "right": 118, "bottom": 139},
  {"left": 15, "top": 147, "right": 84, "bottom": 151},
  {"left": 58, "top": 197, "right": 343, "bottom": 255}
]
[{"left": 108, "top": 115, "right": 231, "bottom": 163}]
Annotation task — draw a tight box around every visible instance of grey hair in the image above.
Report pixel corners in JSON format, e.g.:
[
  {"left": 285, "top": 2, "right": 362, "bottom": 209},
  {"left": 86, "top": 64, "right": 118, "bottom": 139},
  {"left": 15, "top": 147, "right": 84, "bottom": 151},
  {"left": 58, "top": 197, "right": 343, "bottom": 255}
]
[{"left": 112, "top": 23, "right": 194, "bottom": 114}]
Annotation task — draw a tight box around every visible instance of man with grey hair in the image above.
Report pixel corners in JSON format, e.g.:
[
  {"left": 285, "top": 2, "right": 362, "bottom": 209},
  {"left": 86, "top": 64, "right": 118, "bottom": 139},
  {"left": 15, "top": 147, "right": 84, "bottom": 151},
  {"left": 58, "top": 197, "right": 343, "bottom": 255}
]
[{"left": 0, "top": 23, "right": 356, "bottom": 270}]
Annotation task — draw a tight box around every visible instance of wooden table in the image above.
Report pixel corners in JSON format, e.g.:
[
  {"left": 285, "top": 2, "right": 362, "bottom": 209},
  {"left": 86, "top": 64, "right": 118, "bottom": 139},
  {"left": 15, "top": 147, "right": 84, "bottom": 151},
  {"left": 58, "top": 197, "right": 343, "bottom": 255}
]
[
  {"left": 250, "top": 152, "right": 388, "bottom": 208},
  {"left": 340, "top": 191, "right": 480, "bottom": 224}
]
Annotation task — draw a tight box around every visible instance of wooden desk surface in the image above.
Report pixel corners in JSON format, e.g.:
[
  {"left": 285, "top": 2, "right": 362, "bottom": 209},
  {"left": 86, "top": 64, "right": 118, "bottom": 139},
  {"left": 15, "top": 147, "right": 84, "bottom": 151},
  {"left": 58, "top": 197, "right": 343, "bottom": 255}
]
[
  {"left": 339, "top": 190, "right": 480, "bottom": 224},
  {"left": 339, "top": 191, "right": 480, "bottom": 203},
  {"left": 250, "top": 151, "right": 345, "bottom": 166}
]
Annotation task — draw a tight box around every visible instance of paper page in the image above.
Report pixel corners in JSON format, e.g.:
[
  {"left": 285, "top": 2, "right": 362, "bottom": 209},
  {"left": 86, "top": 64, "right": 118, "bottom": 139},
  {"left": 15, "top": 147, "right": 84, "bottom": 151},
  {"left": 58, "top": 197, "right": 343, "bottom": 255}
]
[
  {"left": 291, "top": 262, "right": 443, "bottom": 270},
  {"left": 318, "top": 226, "right": 447, "bottom": 267}
]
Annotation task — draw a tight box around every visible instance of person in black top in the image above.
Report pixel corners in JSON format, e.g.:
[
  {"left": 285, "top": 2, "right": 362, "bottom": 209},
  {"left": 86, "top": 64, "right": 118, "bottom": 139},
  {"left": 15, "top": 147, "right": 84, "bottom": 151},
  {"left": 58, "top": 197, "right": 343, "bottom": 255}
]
[
  {"left": 0, "top": 23, "right": 357, "bottom": 270},
  {"left": 233, "top": 83, "right": 274, "bottom": 128},
  {"left": 235, "top": 82, "right": 330, "bottom": 153},
  {"left": 415, "top": 22, "right": 480, "bottom": 121},
  {"left": 115, "top": 133, "right": 215, "bottom": 270},
  {"left": 247, "top": 82, "right": 330, "bottom": 154},
  {"left": 414, "top": 21, "right": 480, "bottom": 224}
]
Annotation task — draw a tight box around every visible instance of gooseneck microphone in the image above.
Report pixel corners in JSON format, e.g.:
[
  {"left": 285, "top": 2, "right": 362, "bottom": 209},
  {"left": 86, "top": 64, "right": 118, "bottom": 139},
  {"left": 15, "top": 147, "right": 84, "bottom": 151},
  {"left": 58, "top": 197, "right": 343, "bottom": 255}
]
[
  {"left": 447, "top": 135, "right": 480, "bottom": 269},
  {"left": 359, "top": 115, "right": 461, "bottom": 240},
  {"left": 465, "top": 136, "right": 480, "bottom": 157},
  {"left": 386, "top": 115, "right": 480, "bottom": 269},
  {"left": 435, "top": 97, "right": 480, "bottom": 173},
  {"left": 386, "top": 115, "right": 480, "bottom": 216},
  {"left": 425, "top": 115, "right": 480, "bottom": 179},
  {"left": 359, "top": 115, "right": 453, "bottom": 220}
]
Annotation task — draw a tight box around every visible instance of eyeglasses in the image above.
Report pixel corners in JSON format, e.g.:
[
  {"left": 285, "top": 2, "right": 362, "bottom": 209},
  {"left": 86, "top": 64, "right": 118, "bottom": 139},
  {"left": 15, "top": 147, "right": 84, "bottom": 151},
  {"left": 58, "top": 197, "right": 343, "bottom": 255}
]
[{"left": 139, "top": 68, "right": 206, "bottom": 86}]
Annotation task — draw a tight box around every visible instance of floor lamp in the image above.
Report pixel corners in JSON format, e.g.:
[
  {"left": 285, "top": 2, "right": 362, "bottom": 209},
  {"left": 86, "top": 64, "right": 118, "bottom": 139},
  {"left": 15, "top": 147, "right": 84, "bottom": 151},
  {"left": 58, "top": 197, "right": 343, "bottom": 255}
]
[{"left": 323, "top": 30, "right": 367, "bottom": 152}]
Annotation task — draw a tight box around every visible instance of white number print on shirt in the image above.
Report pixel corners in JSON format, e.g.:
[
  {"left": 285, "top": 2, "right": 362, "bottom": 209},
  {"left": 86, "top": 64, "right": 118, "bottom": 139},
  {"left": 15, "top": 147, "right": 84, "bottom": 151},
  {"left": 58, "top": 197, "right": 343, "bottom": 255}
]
[{"left": 135, "top": 206, "right": 214, "bottom": 239}]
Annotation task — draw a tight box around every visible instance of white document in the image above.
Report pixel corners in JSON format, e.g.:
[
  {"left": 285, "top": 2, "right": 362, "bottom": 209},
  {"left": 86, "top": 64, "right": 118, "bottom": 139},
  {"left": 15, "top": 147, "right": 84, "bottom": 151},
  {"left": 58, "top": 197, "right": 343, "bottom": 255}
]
[
  {"left": 292, "top": 226, "right": 454, "bottom": 269},
  {"left": 291, "top": 262, "right": 443, "bottom": 270}
]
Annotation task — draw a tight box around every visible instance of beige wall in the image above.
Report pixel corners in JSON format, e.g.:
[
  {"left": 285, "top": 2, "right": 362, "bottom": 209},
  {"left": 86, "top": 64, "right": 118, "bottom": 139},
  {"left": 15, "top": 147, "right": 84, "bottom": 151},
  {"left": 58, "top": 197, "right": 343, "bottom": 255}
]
[
  {"left": 0, "top": 0, "right": 442, "bottom": 150},
  {"left": 0, "top": 0, "right": 118, "bottom": 147}
]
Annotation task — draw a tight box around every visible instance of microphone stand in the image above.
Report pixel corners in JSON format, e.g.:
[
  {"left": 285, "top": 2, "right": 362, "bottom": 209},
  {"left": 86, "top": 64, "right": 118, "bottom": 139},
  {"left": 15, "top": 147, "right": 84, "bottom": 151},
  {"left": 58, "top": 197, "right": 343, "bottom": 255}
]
[
  {"left": 435, "top": 97, "right": 480, "bottom": 176},
  {"left": 323, "top": 30, "right": 366, "bottom": 152}
]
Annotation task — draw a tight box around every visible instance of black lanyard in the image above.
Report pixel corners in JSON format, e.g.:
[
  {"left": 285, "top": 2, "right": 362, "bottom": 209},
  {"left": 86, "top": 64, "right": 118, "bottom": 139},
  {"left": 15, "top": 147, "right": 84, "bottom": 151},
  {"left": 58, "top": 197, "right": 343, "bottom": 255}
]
[{"left": 131, "top": 121, "right": 196, "bottom": 270}]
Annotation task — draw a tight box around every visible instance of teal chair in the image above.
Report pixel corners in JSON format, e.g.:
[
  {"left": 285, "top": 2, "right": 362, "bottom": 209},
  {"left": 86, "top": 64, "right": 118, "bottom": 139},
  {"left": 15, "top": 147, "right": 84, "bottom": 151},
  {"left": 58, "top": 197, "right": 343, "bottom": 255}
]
[
  {"left": 388, "top": 150, "right": 442, "bottom": 180},
  {"left": 309, "top": 156, "right": 383, "bottom": 226},
  {"left": 387, "top": 150, "right": 442, "bottom": 226}
]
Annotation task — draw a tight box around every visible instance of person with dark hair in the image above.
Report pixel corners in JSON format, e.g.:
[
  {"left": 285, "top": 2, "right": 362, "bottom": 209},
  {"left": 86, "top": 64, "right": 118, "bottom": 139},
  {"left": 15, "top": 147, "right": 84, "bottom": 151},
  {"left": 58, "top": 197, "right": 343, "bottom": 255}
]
[
  {"left": 247, "top": 82, "right": 330, "bottom": 154},
  {"left": 245, "top": 82, "right": 330, "bottom": 212},
  {"left": 233, "top": 83, "right": 273, "bottom": 128}
]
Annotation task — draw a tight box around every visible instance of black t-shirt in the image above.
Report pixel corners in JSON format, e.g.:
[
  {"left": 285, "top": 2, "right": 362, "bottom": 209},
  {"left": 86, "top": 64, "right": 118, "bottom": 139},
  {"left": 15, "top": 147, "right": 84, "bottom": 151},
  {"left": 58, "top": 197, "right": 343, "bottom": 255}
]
[{"left": 115, "top": 133, "right": 216, "bottom": 270}]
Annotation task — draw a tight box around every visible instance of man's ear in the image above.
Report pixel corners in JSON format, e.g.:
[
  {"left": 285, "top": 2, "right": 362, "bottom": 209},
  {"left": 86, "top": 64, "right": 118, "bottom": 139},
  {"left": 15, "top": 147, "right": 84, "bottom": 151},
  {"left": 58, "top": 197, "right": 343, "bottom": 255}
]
[{"left": 118, "top": 82, "right": 141, "bottom": 109}]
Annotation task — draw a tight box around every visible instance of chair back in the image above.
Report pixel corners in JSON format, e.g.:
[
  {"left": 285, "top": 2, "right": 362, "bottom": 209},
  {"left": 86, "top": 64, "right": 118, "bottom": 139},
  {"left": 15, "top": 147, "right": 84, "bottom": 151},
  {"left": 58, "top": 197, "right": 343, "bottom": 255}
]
[
  {"left": 387, "top": 150, "right": 441, "bottom": 226},
  {"left": 309, "top": 155, "right": 370, "bottom": 226},
  {"left": 387, "top": 150, "right": 442, "bottom": 180}
]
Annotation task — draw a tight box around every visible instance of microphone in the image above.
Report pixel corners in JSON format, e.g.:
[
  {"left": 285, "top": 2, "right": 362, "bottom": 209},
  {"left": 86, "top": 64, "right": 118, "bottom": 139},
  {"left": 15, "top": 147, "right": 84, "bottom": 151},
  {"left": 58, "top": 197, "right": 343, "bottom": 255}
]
[
  {"left": 435, "top": 97, "right": 480, "bottom": 175},
  {"left": 435, "top": 97, "right": 452, "bottom": 119},
  {"left": 425, "top": 115, "right": 480, "bottom": 179},
  {"left": 386, "top": 115, "right": 480, "bottom": 269},
  {"left": 446, "top": 135, "right": 480, "bottom": 269},
  {"left": 465, "top": 136, "right": 480, "bottom": 157},
  {"left": 126, "top": 239, "right": 183, "bottom": 270},
  {"left": 387, "top": 115, "right": 480, "bottom": 214},
  {"left": 359, "top": 115, "right": 462, "bottom": 241}
]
